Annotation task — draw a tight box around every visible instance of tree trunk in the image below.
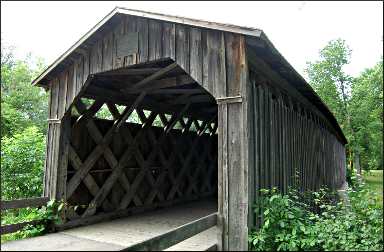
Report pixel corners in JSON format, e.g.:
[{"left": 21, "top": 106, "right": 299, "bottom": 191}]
[{"left": 354, "top": 150, "right": 363, "bottom": 184}]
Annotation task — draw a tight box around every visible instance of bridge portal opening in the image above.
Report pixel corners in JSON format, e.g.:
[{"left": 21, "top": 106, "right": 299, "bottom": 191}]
[{"left": 63, "top": 59, "right": 218, "bottom": 228}]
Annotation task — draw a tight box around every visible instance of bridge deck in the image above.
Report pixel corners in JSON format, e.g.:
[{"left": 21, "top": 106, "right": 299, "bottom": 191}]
[{"left": 1, "top": 199, "right": 217, "bottom": 251}]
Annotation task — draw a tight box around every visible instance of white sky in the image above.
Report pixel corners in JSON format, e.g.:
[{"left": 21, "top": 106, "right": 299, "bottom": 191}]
[{"left": 1, "top": 1, "right": 383, "bottom": 79}]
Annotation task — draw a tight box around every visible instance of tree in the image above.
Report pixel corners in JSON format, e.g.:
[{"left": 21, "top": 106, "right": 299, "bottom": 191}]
[
  {"left": 1, "top": 42, "right": 48, "bottom": 137},
  {"left": 1, "top": 126, "right": 46, "bottom": 200},
  {"left": 305, "top": 39, "right": 356, "bottom": 169},
  {"left": 350, "top": 59, "right": 383, "bottom": 170},
  {"left": 306, "top": 39, "right": 383, "bottom": 174}
]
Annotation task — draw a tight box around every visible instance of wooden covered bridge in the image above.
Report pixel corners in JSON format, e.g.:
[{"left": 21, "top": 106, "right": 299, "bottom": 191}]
[{"left": 2, "top": 7, "right": 347, "bottom": 251}]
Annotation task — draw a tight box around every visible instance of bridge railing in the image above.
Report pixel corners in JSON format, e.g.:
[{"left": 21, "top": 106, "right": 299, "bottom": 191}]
[
  {"left": 121, "top": 212, "right": 218, "bottom": 251},
  {"left": 0, "top": 197, "right": 49, "bottom": 235}
]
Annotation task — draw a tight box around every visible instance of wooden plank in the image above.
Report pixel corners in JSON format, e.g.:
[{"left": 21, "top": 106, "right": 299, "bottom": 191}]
[
  {"left": 122, "top": 62, "right": 178, "bottom": 93},
  {"left": 83, "top": 51, "right": 90, "bottom": 83},
  {"left": 102, "top": 32, "right": 114, "bottom": 72},
  {"left": 123, "top": 75, "right": 195, "bottom": 93},
  {"left": 55, "top": 195, "right": 212, "bottom": 231},
  {"left": 1, "top": 197, "right": 49, "bottom": 210},
  {"left": 57, "top": 73, "right": 67, "bottom": 118},
  {"left": 175, "top": 24, "right": 190, "bottom": 73},
  {"left": 227, "top": 102, "right": 246, "bottom": 250},
  {"left": 98, "top": 67, "right": 161, "bottom": 77},
  {"left": 56, "top": 115, "right": 71, "bottom": 201},
  {"left": 50, "top": 78, "right": 60, "bottom": 119},
  {"left": 162, "top": 22, "right": 176, "bottom": 59},
  {"left": 148, "top": 20, "right": 162, "bottom": 61},
  {"left": 1, "top": 220, "right": 43, "bottom": 235},
  {"left": 137, "top": 17, "right": 149, "bottom": 64},
  {"left": 115, "top": 92, "right": 146, "bottom": 131},
  {"left": 66, "top": 66, "right": 75, "bottom": 111},
  {"left": 189, "top": 27, "right": 203, "bottom": 85},
  {"left": 90, "top": 40, "right": 103, "bottom": 74},
  {"left": 112, "top": 15, "right": 125, "bottom": 69},
  {"left": 270, "top": 94, "right": 275, "bottom": 188},
  {"left": 124, "top": 15, "right": 138, "bottom": 67},
  {"left": 201, "top": 30, "right": 209, "bottom": 92},
  {"left": 48, "top": 123, "right": 61, "bottom": 199},
  {"left": 253, "top": 81, "right": 260, "bottom": 228},
  {"left": 204, "top": 30, "right": 226, "bottom": 97},
  {"left": 225, "top": 33, "right": 242, "bottom": 97},
  {"left": 147, "top": 88, "right": 203, "bottom": 95},
  {"left": 122, "top": 213, "right": 217, "bottom": 251}
]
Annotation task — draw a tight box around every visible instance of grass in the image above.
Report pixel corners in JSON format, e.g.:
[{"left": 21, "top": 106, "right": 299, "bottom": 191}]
[{"left": 362, "top": 170, "right": 383, "bottom": 207}]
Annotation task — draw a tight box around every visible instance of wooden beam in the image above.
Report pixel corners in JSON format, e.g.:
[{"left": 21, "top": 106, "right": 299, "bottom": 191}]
[
  {"left": 97, "top": 67, "right": 162, "bottom": 76},
  {"left": 1, "top": 220, "right": 43, "bottom": 235},
  {"left": 121, "top": 62, "right": 178, "bottom": 93},
  {"left": 115, "top": 92, "right": 146, "bottom": 131},
  {"left": 0, "top": 197, "right": 49, "bottom": 210},
  {"left": 165, "top": 102, "right": 191, "bottom": 134},
  {"left": 122, "top": 213, "right": 217, "bottom": 251},
  {"left": 84, "top": 87, "right": 216, "bottom": 120},
  {"left": 123, "top": 75, "right": 195, "bottom": 94},
  {"left": 169, "top": 94, "right": 213, "bottom": 105},
  {"left": 147, "top": 88, "right": 204, "bottom": 95}
]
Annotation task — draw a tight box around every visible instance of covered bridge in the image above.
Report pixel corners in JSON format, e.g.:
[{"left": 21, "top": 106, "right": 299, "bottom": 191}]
[{"left": 30, "top": 7, "right": 346, "bottom": 251}]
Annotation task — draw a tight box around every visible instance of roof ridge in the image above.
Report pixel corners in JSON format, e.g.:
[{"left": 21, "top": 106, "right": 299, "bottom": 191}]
[{"left": 115, "top": 6, "right": 262, "bottom": 33}]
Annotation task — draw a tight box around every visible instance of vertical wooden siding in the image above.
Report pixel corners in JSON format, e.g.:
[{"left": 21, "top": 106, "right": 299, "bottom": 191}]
[
  {"left": 46, "top": 15, "right": 247, "bottom": 121},
  {"left": 248, "top": 73, "right": 346, "bottom": 229}
]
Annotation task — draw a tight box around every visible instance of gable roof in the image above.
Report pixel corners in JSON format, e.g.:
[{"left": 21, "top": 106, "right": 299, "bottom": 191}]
[
  {"left": 31, "top": 7, "right": 263, "bottom": 87},
  {"left": 31, "top": 6, "right": 347, "bottom": 144}
]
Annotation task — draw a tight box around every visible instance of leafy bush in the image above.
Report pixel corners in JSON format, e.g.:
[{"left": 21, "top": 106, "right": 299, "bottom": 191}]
[
  {"left": 1, "top": 126, "right": 46, "bottom": 200},
  {"left": 1, "top": 200, "right": 65, "bottom": 243},
  {"left": 249, "top": 184, "right": 383, "bottom": 251}
]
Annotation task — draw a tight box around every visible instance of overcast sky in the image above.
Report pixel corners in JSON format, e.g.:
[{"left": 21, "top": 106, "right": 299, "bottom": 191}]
[{"left": 1, "top": 1, "right": 383, "bottom": 79}]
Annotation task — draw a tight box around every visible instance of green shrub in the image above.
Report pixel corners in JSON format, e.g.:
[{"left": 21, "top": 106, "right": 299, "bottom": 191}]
[
  {"left": 249, "top": 184, "right": 383, "bottom": 251},
  {"left": 1, "top": 126, "right": 45, "bottom": 200},
  {"left": 1, "top": 200, "right": 65, "bottom": 243}
]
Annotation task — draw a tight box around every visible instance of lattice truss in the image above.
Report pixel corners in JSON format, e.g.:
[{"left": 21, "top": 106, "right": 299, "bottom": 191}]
[{"left": 64, "top": 91, "right": 218, "bottom": 220}]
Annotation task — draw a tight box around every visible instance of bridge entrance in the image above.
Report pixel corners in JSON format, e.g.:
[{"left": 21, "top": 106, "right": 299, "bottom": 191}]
[{"left": 56, "top": 59, "right": 218, "bottom": 239}]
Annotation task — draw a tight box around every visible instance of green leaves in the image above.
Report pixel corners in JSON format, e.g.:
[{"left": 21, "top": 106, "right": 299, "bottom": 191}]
[
  {"left": 249, "top": 185, "right": 383, "bottom": 251},
  {"left": 1, "top": 126, "right": 45, "bottom": 200}
]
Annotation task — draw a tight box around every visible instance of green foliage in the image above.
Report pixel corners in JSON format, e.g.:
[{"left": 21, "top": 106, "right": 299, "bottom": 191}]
[
  {"left": 1, "top": 200, "right": 66, "bottom": 243},
  {"left": 1, "top": 43, "right": 48, "bottom": 137},
  {"left": 249, "top": 186, "right": 383, "bottom": 251},
  {"left": 362, "top": 170, "right": 383, "bottom": 207},
  {"left": 306, "top": 39, "right": 383, "bottom": 172},
  {"left": 1, "top": 102, "right": 28, "bottom": 137},
  {"left": 305, "top": 39, "right": 352, "bottom": 132},
  {"left": 1, "top": 126, "right": 46, "bottom": 200},
  {"left": 349, "top": 59, "right": 383, "bottom": 170}
]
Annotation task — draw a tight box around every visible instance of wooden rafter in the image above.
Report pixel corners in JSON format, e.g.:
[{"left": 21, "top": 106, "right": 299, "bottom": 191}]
[{"left": 121, "top": 62, "right": 178, "bottom": 94}]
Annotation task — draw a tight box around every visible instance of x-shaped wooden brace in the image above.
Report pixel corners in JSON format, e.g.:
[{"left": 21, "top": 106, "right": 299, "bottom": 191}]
[
  {"left": 82, "top": 105, "right": 159, "bottom": 217},
  {"left": 117, "top": 119, "right": 171, "bottom": 210},
  {"left": 136, "top": 110, "right": 166, "bottom": 204},
  {"left": 166, "top": 122, "right": 206, "bottom": 200},
  {"left": 177, "top": 116, "right": 216, "bottom": 196},
  {"left": 136, "top": 109, "right": 185, "bottom": 205},
  {"left": 166, "top": 115, "right": 219, "bottom": 200},
  {"left": 66, "top": 93, "right": 147, "bottom": 217},
  {"left": 68, "top": 145, "right": 114, "bottom": 213},
  {"left": 77, "top": 101, "right": 145, "bottom": 210},
  {"left": 157, "top": 108, "right": 197, "bottom": 199},
  {"left": 185, "top": 137, "right": 211, "bottom": 195}
]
